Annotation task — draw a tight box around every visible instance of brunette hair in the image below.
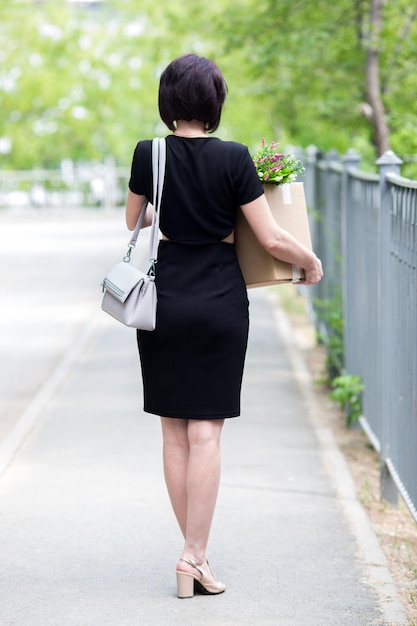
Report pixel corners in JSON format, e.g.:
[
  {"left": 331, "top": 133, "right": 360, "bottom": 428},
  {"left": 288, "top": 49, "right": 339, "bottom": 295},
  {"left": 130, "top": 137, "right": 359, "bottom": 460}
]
[{"left": 158, "top": 54, "right": 228, "bottom": 133}]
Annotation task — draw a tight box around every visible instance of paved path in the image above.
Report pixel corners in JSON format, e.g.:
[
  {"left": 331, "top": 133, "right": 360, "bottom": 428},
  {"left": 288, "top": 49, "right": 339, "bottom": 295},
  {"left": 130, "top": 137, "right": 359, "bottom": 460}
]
[{"left": 0, "top": 210, "right": 407, "bottom": 625}]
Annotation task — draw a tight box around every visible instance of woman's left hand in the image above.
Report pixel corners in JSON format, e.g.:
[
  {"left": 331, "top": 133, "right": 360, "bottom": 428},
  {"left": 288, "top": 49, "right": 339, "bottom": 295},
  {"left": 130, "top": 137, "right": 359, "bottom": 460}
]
[{"left": 303, "top": 255, "right": 323, "bottom": 285}]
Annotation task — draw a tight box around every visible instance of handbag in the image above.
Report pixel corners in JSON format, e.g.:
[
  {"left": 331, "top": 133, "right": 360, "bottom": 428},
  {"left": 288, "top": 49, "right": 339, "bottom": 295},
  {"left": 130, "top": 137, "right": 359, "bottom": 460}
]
[
  {"left": 235, "top": 182, "right": 312, "bottom": 288},
  {"left": 101, "top": 137, "right": 166, "bottom": 330}
]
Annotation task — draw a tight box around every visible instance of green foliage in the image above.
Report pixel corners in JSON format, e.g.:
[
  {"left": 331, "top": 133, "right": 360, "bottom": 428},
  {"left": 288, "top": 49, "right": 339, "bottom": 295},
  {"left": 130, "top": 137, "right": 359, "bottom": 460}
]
[
  {"left": 0, "top": 1, "right": 165, "bottom": 168},
  {"left": 330, "top": 374, "right": 364, "bottom": 426},
  {"left": 216, "top": 0, "right": 370, "bottom": 152},
  {"left": 0, "top": 0, "right": 416, "bottom": 172},
  {"left": 252, "top": 139, "right": 305, "bottom": 185},
  {"left": 314, "top": 294, "right": 344, "bottom": 381},
  {"left": 314, "top": 292, "right": 364, "bottom": 426},
  {"left": 216, "top": 0, "right": 417, "bottom": 159}
]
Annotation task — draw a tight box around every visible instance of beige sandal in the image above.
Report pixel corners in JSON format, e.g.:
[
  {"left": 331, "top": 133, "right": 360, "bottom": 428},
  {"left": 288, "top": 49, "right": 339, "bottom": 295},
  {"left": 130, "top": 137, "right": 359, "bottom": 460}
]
[{"left": 176, "top": 558, "right": 226, "bottom": 599}]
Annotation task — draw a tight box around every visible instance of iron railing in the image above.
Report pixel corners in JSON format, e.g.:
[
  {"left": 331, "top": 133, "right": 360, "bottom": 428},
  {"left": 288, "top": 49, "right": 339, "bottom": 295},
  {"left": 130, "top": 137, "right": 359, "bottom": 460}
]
[
  {"left": 0, "top": 160, "right": 129, "bottom": 210},
  {"left": 302, "top": 147, "right": 417, "bottom": 522}
]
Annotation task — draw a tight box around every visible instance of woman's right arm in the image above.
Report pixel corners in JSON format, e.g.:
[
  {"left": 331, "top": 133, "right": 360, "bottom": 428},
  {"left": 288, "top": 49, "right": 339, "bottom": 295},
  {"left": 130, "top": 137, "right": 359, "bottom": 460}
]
[
  {"left": 125, "top": 190, "right": 153, "bottom": 231},
  {"left": 240, "top": 195, "right": 323, "bottom": 285}
]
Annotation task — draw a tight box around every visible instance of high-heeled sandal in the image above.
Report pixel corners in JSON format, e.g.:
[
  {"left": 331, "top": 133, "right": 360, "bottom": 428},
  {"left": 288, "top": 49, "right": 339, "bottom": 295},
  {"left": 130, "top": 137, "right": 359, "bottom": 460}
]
[{"left": 176, "top": 558, "right": 226, "bottom": 599}]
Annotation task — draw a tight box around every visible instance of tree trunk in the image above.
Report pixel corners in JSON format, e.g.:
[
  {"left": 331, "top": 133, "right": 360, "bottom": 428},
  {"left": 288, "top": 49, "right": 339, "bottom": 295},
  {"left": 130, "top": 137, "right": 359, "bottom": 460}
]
[{"left": 366, "top": 0, "right": 390, "bottom": 155}]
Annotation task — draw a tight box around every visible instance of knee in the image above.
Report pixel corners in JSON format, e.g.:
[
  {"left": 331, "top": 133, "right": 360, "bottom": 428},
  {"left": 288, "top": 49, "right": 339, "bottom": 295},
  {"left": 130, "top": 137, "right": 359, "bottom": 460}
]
[{"left": 188, "top": 420, "right": 224, "bottom": 448}]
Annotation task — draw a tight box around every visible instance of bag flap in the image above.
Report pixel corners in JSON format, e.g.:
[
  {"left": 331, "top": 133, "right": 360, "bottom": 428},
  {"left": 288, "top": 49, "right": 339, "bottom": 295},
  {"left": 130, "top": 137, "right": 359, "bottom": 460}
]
[{"left": 103, "top": 262, "right": 148, "bottom": 303}]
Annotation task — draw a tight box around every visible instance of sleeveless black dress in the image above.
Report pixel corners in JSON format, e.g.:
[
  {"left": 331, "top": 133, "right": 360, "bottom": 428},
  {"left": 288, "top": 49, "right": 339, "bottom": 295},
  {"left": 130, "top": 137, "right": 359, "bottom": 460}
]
[{"left": 128, "top": 135, "right": 263, "bottom": 419}]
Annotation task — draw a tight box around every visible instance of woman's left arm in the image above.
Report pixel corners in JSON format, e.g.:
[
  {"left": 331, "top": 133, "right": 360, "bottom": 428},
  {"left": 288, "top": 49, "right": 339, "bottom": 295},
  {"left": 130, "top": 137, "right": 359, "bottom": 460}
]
[
  {"left": 125, "top": 190, "right": 153, "bottom": 231},
  {"left": 240, "top": 194, "right": 323, "bottom": 285}
]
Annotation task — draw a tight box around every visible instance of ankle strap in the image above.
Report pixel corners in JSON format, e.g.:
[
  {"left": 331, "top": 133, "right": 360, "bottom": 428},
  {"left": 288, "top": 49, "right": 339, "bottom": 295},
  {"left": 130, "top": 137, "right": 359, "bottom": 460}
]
[{"left": 179, "top": 558, "right": 204, "bottom": 574}]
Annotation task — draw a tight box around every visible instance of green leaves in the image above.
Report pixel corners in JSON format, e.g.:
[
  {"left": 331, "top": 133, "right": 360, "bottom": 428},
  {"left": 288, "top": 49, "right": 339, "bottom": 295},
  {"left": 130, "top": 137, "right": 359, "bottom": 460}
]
[
  {"left": 252, "top": 139, "right": 305, "bottom": 185},
  {"left": 0, "top": 1, "right": 161, "bottom": 168},
  {"left": 1, "top": 0, "right": 417, "bottom": 172},
  {"left": 330, "top": 374, "right": 364, "bottom": 426}
]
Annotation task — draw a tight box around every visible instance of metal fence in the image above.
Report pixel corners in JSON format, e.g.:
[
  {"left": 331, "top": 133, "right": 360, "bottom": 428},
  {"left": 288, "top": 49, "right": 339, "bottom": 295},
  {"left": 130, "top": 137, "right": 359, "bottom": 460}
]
[
  {"left": 302, "top": 147, "right": 417, "bottom": 522},
  {"left": 0, "top": 160, "right": 129, "bottom": 210}
]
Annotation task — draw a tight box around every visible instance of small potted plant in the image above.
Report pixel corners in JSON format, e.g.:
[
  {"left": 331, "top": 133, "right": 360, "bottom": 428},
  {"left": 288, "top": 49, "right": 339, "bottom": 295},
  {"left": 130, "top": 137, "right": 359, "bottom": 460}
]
[{"left": 252, "top": 138, "right": 305, "bottom": 186}]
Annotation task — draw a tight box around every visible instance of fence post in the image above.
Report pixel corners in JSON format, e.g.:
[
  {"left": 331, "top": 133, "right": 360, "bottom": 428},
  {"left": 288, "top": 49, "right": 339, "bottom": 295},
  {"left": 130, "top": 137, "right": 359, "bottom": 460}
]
[
  {"left": 323, "top": 150, "right": 340, "bottom": 298},
  {"left": 341, "top": 149, "right": 361, "bottom": 375},
  {"left": 376, "top": 150, "right": 403, "bottom": 505}
]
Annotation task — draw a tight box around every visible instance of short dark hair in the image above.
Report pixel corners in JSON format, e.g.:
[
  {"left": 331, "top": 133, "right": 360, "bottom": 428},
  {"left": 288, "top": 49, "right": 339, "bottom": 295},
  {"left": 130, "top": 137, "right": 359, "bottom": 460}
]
[{"left": 158, "top": 54, "right": 228, "bottom": 133}]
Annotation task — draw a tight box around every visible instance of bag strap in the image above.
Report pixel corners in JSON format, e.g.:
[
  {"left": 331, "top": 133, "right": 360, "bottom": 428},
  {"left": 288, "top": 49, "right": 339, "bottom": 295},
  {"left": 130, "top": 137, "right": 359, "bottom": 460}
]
[
  {"left": 150, "top": 137, "right": 166, "bottom": 262},
  {"left": 124, "top": 137, "right": 166, "bottom": 264}
]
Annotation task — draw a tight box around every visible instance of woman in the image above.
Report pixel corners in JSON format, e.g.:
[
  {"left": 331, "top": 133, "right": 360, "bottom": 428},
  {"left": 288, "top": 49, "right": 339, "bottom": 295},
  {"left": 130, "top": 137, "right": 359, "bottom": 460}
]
[{"left": 126, "top": 54, "right": 323, "bottom": 599}]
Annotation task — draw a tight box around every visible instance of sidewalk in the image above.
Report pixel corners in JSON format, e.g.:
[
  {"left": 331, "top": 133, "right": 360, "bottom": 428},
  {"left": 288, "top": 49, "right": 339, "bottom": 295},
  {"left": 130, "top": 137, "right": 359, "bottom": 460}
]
[{"left": 0, "top": 210, "right": 407, "bottom": 625}]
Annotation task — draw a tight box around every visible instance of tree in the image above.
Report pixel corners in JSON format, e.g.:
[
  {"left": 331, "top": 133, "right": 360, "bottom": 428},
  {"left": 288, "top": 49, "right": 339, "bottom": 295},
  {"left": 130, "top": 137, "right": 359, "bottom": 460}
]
[
  {"left": 1, "top": 0, "right": 417, "bottom": 172},
  {"left": 365, "top": 0, "right": 390, "bottom": 154},
  {"left": 0, "top": 0, "right": 270, "bottom": 168},
  {"left": 0, "top": 1, "right": 164, "bottom": 168},
  {"left": 213, "top": 0, "right": 417, "bottom": 167}
]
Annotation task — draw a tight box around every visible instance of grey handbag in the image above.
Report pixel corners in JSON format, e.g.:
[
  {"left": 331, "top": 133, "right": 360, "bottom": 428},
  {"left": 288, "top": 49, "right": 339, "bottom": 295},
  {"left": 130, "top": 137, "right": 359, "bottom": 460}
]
[{"left": 101, "top": 137, "right": 166, "bottom": 330}]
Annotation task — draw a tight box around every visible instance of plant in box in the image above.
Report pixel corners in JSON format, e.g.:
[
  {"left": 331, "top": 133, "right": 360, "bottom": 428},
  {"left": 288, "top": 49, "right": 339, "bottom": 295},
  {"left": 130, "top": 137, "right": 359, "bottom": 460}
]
[
  {"left": 235, "top": 139, "right": 311, "bottom": 288},
  {"left": 252, "top": 138, "right": 305, "bottom": 185}
]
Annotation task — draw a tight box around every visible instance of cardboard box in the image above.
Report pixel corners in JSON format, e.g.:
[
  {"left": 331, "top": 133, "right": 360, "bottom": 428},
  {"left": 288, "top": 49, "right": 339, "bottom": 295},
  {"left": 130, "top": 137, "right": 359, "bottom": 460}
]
[{"left": 235, "top": 182, "right": 312, "bottom": 288}]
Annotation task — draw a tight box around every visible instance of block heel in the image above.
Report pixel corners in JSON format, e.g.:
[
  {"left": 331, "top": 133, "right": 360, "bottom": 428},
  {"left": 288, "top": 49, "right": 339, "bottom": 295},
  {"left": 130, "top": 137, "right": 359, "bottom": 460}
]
[
  {"left": 176, "top": 558, "right": 226, "bottom": 599},
  {"left": 176, "top": 571, "right": 195, "bottom": 599}
]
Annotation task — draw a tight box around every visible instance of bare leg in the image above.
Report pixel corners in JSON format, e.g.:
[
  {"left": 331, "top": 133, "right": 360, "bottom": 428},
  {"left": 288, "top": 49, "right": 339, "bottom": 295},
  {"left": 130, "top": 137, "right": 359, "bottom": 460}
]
[
  {"left": 160, "top": 417, "right": 224, "bottom": 568},
  {"left": 160, "top": 417, "right": 189, "bottom": 536},
  {"left": 180, "top": 419, "right": 224, "bottom": 565}
]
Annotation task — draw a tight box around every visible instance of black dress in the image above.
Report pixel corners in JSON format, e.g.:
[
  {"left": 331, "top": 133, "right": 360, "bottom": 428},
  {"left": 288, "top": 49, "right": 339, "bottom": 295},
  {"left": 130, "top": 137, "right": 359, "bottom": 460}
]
[{"left": 128, "top": 135, "right": 263, "bottom": 419}]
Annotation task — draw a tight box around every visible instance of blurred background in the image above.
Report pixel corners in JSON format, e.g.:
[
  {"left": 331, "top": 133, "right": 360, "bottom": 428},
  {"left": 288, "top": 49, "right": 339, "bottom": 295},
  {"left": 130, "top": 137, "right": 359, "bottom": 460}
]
[{"left": 1, "top": 0, "right": 416, "bottom": 208}]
